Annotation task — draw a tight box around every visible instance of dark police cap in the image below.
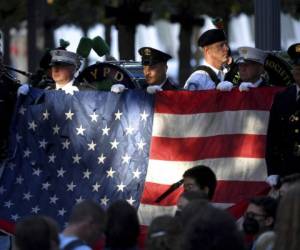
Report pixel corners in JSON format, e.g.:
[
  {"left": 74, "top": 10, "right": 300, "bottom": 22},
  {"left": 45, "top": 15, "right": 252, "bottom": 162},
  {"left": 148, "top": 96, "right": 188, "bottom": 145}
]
[
  {"left": 198, "top": 29, "right": 227, "bottom": 47},
  {"left": 287, "top": 43, "right": 300, "bottom": 65},
  {"left": 138, "top": 47, "right": 172, "bottom": 66}
]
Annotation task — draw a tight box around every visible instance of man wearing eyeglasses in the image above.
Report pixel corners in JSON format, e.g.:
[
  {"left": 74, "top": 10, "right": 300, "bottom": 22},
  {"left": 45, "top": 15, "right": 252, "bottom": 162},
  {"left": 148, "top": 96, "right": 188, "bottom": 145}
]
[{"left": 242, "top": 196, "right": 278, "bottom": 249}]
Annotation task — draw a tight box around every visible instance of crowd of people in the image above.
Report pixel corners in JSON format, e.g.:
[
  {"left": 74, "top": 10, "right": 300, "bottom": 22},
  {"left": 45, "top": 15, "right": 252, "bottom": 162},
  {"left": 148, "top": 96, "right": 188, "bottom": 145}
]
[
  {"left": 1, "top": 25, "right": 300, "bottom": 250},
  {"left": 10, "top": 166, "right": 300, "bottom": 250}
]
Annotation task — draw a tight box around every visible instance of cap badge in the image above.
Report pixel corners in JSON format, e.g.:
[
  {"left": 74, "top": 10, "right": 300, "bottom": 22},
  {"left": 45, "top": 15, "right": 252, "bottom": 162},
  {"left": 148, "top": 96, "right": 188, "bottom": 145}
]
[
  {"left": 296, "top": 45, "right": 300, "bottom": 53},
  {"left": 144, "top": 48, "right": 151, "bottom": 56}
]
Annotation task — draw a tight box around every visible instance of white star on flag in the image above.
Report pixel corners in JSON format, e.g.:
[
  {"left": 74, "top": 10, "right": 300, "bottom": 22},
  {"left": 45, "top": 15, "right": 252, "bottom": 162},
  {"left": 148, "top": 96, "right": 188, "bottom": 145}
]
[
  {"left": 67, "top": 182, "right": 76, "bottom": 191},
  {"left": 4, "top": 201, "right": 13, "bottom": 208},
  {"left": 93, "top": 182, "right": 101, "bottom": 192},
  {"left": 23, "top": 192, "right": 33, "bottom": 200},
  {"left": 52, "top": 124, "right": 60, "bottom": 135},
  {"left": 42, "top": 182, "right": 51, "bottom": 190},
  {"left": 89, "top": 112, "right": 99, "bottom": 122},
  {"left": 117, "top": 182, "right": 126, "bottom": 192},
  {"left": 137, "top": 139, "right": 146, "bottom": 151},
  {"left": 83, "top": 169, "right": 92, "bottom": 179},
  {"left": 23, "top": 148, "right": 32, "bottom": 158},
  {"left": 121, "top": 153, "right": 131, "bottom": 164},
  {"left": 48, "top": 153, "right": 56, "bottom": 163},
  {"left": 39, "top": 139, "right": 48, "bottom": 149},
  {"left": 18, "top": 106, "right": 26, "bottom": 115},
  {"left": 11, "top": 214, "right": 20, "bottom": 221},
  {"left": 50, "top": 195, "right": 59, "bottom": 204},
  {"left": 72, "top": 154, "right": 81, "bottom": 164},
  {"left": 125, "top": 126, "right": 134, "bottom": 135},
  {"left": 42, "top": 109, "right": 50, "bottom": 120},
  {"left": 132, "top": 168, "right": 141, "bottom": 179},
  {"left": 65, "top": 109, "right": 74, "bottom": 120},
  {"left": 97, "top": 153, "right": 106, "bottom": 164},
  {"left": 102, "top": 125, "right": 110, "bottom": 135},
  {"left": 28, "top": 121, "right": 37, "bottom": 131},
  {"left": 61, "top": 139, "right": 70, "bottom": 149},
  {"left": 31, "top": 206, "right": 40, "bottom": 214},
  {"left": 76, "top": 196, "right": 84, "bottom": 204},
  {"left": 16, "top": 176, "right": 24, "bottom": 184},
  {"left": 32, "top": 168, "right": 42, "bottom": 176},
  {"left": 76, "top": 125, "right": 86, "bottom": 135},
  {"left": 57, "top": 168, "right": 66, "bottom": 177},
  {"left": 106, "top": 167, "right": 116, "bottom": 178},
  {"left": 87, "top": 140, "right": 97, "bottom": 151},
  {"left": 101, "top": 196, "right": 109, "bottom": 206},
  {"left": 58, "top": 208, "right": 67, "bottom": 216},
  {"left": 114, "top": 110, "right": 122, "bottom": 120},
  {"left": 126, "top": 196, "right": 136, "bottom": 205},
  {"left": 140, "top": 110, "right": 149, "bottom": 121},
  {"left": 110, "top": 139, "right": 119, "bottom": 149}
]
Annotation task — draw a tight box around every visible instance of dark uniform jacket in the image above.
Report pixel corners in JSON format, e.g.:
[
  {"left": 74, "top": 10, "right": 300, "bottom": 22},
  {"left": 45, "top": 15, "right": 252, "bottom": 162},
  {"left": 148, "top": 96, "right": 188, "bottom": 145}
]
[
  {"left": 161, "top": 78, "right": 178, "bottom": 90},
  {"left": 266, "top": 84, "right": 300, "bottom": 177}
]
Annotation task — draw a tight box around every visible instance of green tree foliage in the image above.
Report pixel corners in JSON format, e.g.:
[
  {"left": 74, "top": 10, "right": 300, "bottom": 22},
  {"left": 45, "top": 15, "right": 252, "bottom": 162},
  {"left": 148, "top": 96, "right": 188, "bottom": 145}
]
[{"left": 281, "top": 0, "right": 300, "bottom": 19}]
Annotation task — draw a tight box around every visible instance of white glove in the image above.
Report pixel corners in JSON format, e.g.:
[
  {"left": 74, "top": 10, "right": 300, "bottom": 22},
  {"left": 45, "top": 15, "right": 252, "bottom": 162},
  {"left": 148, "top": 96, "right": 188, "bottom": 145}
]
[
  {"left": 146, "top": 85, "right": 163, "bottom": 94},
  {"left": 216, "top": 81, "right": 234, "bottom": 92},
  {"left": 64, "top": 86, "right": 79, "bottom": 95},
  {"left": 266, "top": 175, "right": 279, "bottom": 187},
  {"left": 239, "top": 82, "right": 257, "bottom": 92},
  {"left": 110, "top": 84, "right": 127, "bottom": 94},
  {"left": 17, "top": 84, "right": 30, "bottom": 96}
]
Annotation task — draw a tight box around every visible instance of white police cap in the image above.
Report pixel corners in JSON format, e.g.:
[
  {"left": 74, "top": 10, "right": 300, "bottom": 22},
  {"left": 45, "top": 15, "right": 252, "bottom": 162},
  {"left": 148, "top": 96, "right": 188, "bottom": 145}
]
[
  {"left": 50, "top": 49, "right": 81, "bottom": 68},
  {"left": 237, "top": 47, "right": 267, "bottom": 65}
]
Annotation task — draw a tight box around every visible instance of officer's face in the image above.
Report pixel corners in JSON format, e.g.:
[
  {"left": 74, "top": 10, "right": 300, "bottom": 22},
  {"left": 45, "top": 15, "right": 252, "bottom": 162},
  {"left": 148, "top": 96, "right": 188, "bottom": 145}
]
[
  {"left": 238, "top": 61, "right": 264, "bottom": 83},
  {"left": 143, "top": 62, "right": 167, "bottom": 85},
  {"left": 51, "top": 65, "right": 75, "bottom": 85},
  {"left": 207, "top": 41, "right": 229, "bottom": 65},
  {"left": 292, "top": 65, "right": 300, "bottom": 85},
  {"left": 183, "top": 177, "right": 200, "bottom": 192}
]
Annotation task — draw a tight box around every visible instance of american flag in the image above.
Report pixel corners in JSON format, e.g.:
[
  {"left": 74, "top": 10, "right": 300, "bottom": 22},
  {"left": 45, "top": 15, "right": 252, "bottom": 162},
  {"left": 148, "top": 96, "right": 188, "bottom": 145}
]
[
  {"left": 0, "top": 89, "right": 154, "bottom": 231},
  {"left": 0, "top": 87, "right": 280, "bottom": 232}
]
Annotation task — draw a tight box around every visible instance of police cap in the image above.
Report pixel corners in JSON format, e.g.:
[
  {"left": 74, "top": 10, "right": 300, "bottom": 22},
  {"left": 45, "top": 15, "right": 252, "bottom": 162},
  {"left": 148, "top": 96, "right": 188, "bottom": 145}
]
[
  {"left": 237, "top": 47, "right": 266, "bottom": 65},
  {"left": 287, "top": 43, "right": 300, "bottom": 65},
  {"left": 49, "top": 50, "right": 81, "bottom": 68},
  {"left": 197, "top": 29, "right": 227, "bottom": 47},
  {"left": 138, "top": 47, "right": 172, "bottom": 66}
]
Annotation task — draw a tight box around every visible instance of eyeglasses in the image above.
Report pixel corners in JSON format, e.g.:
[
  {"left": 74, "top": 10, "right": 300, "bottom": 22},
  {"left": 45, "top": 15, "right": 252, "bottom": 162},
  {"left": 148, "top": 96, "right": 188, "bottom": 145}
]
[{"left": 244, "top": 212, "right": 266, "bottom": 219}]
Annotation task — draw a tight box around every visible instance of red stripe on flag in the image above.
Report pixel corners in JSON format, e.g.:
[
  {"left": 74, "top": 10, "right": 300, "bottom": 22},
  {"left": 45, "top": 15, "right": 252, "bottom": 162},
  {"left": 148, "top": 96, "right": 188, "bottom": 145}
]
[
  {"left": 141, "top": 181, "right": 269, "bottom": 205},
  {"left": 150, "top": 134, "right": 266, "bottom": 161},
  {"left": 155, "top": 88, "right": 281, "bottom": 114}
]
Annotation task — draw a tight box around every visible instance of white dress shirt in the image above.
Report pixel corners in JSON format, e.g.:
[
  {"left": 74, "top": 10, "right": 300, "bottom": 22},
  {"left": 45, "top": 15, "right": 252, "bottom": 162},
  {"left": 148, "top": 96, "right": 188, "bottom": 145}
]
[{"left": 184, "top": 61, "right": 224, "bottom": 90}]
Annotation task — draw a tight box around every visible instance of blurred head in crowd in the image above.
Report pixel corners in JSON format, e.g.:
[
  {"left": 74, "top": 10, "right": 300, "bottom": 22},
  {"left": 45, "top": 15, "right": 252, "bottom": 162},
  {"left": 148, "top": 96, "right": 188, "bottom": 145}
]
[
  {"left": 198, "top": 29, "right": 229, "bottom": 70},
  {"left": 287, "top": 43, "right": 300, "bottom": 85},
  {"left": 237, "top": 47, "right": 266, "bottom": 83},
  {"left": 105, "top": 200, "right": 140, "bottom": 249},
  {"left": 182, "top": 165, "right": 217, "bottom": 200},
  {"left": 278, "top": 173, "right": 300, "bottom": 198},
  {"left": 146, "top": 215, "right": 182, "bottom": 250},
  {"left": 243, "top": 196, "right": 278, "bottom": 238},
  {"left": 63, "top": 200, "right": 106, "bottom": 247},
  {"left": 175, "top": 190, "right": 208, "bottom": 217},
  {"left": 182, "top": 204, "right": 245, "bottom": 250},
  {"left": 273, "top": 183, "right": 300, "bottom": 250},
  {"left": 49, "top": 50, "right": 81, "bottom": 86},
  {"left": 15, "top": 215, "right": 59, "bottom": 250},
  {"left": 139, "top": 47, "right": 172, "bottom": 85}
]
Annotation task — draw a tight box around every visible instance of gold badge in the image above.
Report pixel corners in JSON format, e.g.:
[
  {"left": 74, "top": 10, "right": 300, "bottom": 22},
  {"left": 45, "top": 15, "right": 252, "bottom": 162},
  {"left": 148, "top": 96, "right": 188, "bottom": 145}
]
[
  {"left": 240, "top": 48, "right": 248, "bottom": 57},
  {"left": 144, "top": 48, "right": 151, "bottom": 56},
  {"left": 296, "top": 45, "right": 300, "bottom": 53}
]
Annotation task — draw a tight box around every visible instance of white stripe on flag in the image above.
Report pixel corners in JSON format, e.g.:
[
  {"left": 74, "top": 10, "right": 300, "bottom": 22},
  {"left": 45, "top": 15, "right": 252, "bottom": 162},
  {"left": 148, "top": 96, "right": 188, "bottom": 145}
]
[{"left": 152, "top": 110, "right": 269, "bottom": 137}]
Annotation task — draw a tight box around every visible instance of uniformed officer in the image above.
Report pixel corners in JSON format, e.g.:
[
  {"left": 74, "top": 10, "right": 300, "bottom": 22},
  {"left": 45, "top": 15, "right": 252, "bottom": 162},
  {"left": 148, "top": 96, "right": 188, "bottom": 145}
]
[
  {"left": 138, "top": 47, "right": 177, "bottom": 93},
  {"left": 236, "top": 46, "right": 268, "bottom": 91},
  {"left": 111, "top": 47, "right": 177, "bottom": 94},
  {"left": 184, "top": 29, "right": 232, "bottom": 91},
  {"left": 18, "top": 49, "right": 82, "bottom": 95},
  {"left": 265, "top": 43, "right": 300, "bottom": 187}
]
